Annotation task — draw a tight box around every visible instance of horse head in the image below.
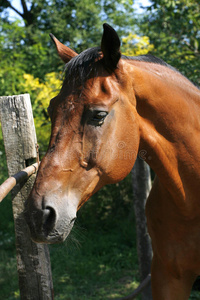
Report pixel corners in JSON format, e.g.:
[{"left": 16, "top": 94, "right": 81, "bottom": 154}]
[{"left": 25, "top": 24, "right": 139, "bottom": 243}]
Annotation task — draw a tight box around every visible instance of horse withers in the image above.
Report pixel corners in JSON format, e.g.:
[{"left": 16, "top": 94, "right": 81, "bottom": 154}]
[{"left": 25, "top": 24, "right": 200, "bottom": 300}]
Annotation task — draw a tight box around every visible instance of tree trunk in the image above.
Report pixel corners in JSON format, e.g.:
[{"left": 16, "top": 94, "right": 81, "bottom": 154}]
[{"left": 131, "top": 156, "right": 152, "bottom": 300}]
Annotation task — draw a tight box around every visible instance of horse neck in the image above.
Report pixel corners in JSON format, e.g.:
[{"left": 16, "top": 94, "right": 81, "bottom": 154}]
[{"left": 126, "top": 59, "right": 200, "bottom": 201}]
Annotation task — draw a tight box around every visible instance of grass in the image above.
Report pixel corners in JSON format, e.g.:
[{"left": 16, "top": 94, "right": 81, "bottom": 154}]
[
  {"left": 0, "top": 206, "right": 200, "bottom": 300},
  {"left": 50, "top": 218, "right": 139, "bottom": 300},
  {"left": 0, "top": 211, "right": 140, "bottom": 300}
]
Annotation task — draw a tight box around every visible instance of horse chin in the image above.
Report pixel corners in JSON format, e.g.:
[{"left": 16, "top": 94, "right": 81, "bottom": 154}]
[{"left": 28, "top": 218, "right": 76, "bottom": 244}]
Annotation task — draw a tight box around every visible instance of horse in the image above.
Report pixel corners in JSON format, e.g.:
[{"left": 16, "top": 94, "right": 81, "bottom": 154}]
[{"left": 25, "top": 24, "right": 200, "bottom": 300}]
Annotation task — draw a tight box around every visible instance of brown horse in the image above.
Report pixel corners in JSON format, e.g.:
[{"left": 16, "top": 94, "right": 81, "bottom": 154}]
[{"left": 25, "top": 24, "right": 200, "bottom": 299}]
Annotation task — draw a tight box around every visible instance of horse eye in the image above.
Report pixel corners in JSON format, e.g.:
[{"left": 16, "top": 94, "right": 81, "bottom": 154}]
[
  {"left": 93, "top": 111, "right": 107, "bottom": 120},
  {"left": 89, "top": 111, "right": 108, "bottom": 126}
]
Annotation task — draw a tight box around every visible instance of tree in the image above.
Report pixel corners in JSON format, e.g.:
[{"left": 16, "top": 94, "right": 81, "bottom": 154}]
[
  {"left": 141, "top": 0, "right": 200, "bottom": 86},
  {"left": 0, "top": 0, "right": 39, "bottom": 26},
  {"left": 131, "top": 158, "right": 152, "bottom": 300},
  {"left": 0, "top": 0, "right": 136, "bottom": 50}
]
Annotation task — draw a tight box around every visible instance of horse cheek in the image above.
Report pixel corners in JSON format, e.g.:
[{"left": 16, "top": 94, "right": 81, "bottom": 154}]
[{"left": 101, "top": 127, "right": 139, "bottom": 183}]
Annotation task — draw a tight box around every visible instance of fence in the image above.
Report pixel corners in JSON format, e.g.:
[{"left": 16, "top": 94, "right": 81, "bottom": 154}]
[{"left": 0, "top": 94, "right": 53, "bottom": 300}]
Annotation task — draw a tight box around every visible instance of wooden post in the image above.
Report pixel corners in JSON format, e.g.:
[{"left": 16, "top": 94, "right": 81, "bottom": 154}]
[{"left": 0, "top": 94, "right": 54, "bottom": 300}]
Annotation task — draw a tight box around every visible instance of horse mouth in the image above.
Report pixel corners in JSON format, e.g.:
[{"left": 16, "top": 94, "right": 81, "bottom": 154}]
[
  {"left": 24, "top": 207, "right": 77, "bottom": 244},
  {"left": 30, "top": 229, "right": 71, "bottom": 244},
  {"left": 27, "top": 220, "right": 75, "bottom": 244}
]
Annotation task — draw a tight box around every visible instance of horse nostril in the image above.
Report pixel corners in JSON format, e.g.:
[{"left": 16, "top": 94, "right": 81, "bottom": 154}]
[{"left": 42, "top": 206, "right": 57, "bottom": 234}]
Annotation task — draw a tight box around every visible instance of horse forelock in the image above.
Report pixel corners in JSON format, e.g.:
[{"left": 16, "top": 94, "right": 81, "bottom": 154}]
[{"left": 64, "top": 47, "right": 102, "bottom": 88}]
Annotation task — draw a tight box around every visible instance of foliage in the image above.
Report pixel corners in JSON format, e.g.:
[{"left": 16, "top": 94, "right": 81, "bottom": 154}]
[
  {"left": 22, "top": 72, "right": 62, "bottom": 108},
  {"left": 122, "top": 33, "right": 154, "bottom": 56},
  {"left": 0, "top": 0, "right": 136, "bottom": 82},
  {"left": 141, "top": 0, "right": 200, "bottom": 86},
  {"left": 0, "top": 18, "right": 59, "bottom": 88},
  {"left": 20, "top": 72, "right": 62, "bottom": 151},
  {"left": 0, "top": 20, "right": 25, "bottom": 96}
]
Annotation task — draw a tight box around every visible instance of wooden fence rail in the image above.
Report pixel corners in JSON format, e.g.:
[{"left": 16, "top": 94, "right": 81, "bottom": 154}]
[
  {"left": 0, "top": 162, "right": 39, "bottom": 202},
  {"left": 0, "top": 94, "right": 54, "bottom": 300}
]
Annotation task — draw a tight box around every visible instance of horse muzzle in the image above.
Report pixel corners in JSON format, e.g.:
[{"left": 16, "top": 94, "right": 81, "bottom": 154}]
[{"left": 24, "top": 194, "right": 77, "bottom": 244}]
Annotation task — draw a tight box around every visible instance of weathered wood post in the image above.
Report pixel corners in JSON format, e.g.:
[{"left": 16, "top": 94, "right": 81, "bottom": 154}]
[{"left": 0, "top": 94, "right": 54, "bottom": 300}]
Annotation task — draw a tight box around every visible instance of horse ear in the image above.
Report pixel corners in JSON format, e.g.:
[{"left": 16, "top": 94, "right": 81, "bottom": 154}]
[
  {"left": 49, "top": 33, "right": 78, "bottom": 63},
  {"left": 101, "top": 23, "right": 121, "bottom": 70}
]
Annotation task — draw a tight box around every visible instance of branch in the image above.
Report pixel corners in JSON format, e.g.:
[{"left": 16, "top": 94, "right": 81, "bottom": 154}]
[
  {"left": 20, "top": 0, "right": 28, "bottom": 14},
  {"left": 7, "top": 3, "right": 24, "bottom": 18},
  {"left": 117, "top": 274, "right": 151, "bottom": 300}
]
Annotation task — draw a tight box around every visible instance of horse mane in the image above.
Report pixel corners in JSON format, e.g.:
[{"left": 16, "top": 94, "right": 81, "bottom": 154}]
[
  {"left": 123, "top": 54, "right": 178, "bottom": 71},
  {"left": 123, "top": 54, "right": 199, "bottom": 90},
  {"left": 63, "top": 47, "right": 198, "bottom": 90},
  {"left": 64, "top": 48, "right": 173, "bottom": 83}
]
